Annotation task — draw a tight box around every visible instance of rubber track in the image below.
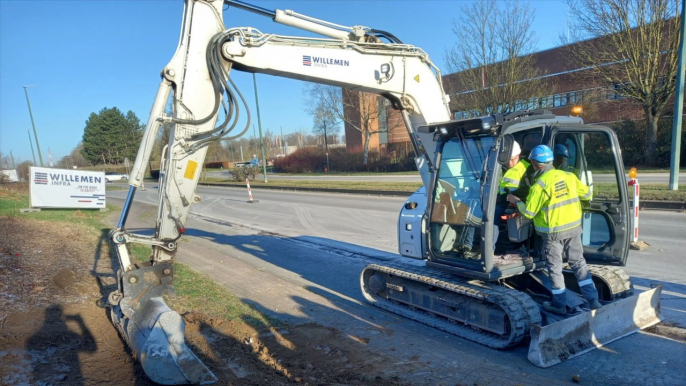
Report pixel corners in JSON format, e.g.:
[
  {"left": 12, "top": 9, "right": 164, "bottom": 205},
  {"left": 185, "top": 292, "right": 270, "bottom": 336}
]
[
  {"left": 361, "top": 263, "right": 542, "bottom": 349},
  {"left": 587, "top": 265, "right": 634, "bottom": 299}
]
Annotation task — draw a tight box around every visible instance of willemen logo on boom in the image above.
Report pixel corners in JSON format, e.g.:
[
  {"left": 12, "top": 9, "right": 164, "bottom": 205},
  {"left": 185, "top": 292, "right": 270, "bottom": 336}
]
[{"left": 302, "top": 55, "right": 350, "bottom": 68}]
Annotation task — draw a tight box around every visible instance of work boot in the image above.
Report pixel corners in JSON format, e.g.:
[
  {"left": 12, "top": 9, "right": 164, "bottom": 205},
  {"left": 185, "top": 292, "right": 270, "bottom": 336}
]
[
  {"left": 542, "top": 301, "right": 568, "bottom": 316},
  {"left": 455, "top": 245, "right": 480, "bottom": 260},
  {"left": 588, "top": 299, "right": 602, "bottom": 310}
]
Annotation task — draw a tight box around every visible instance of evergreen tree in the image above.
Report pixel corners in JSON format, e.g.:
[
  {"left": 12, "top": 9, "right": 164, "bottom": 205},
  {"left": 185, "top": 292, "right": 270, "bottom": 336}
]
[{"left": 81, "top": 107, "right": 144, "bottom": 165}]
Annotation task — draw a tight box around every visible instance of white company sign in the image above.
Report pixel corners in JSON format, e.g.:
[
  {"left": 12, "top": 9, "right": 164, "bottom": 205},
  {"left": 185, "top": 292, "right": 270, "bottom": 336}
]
[{"left": 30, "top": 167, "right": 106, "bottom": 209}]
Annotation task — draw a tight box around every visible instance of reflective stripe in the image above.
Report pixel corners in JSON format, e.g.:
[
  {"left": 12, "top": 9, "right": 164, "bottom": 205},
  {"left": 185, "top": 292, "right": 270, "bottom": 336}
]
[
  {"left": 536, "top": 179, "right": 547, "bottom": 189},
  {"left": 581, "top": 190, "right": 592, "bottom": 199},
  {"left": 517, "top": 201, "right": 537, "bottom": 217},
  {"left": 552, "top": 287, "right": 566, "bottom": 294},
  {"left": 578, "top": 278, "right": 594, "bottom": 287},
  {"left": 502, "top": 177, "right": 520, "bottom": 185},
  {"left": 534, "top": 219, "right": 582, "bottom": 233},
  {"left": 546, "top": 197, "right": 580, "bottom": 211}
]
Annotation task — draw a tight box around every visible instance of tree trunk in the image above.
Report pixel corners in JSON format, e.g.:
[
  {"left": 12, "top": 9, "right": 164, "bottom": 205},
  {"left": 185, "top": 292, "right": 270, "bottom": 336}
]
[
  {"left": 644, "top": 109, "right": 659, "bottom": 166},
  {"left": 363, "top": 131, "right": 370, "bottom": 165}
]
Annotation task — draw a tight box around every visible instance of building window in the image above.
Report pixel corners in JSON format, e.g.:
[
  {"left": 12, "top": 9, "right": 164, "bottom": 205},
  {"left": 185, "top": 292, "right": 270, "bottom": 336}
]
[
  {"left": 378, "top": 96, "right": 389, "bottom": 144},
  {"left": 553, "top": 93, "right": 568, "bottom": 107}
]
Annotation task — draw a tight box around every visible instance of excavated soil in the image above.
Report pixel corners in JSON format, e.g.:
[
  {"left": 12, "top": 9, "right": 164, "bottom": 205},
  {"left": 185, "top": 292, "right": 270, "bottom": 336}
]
[{"left": 0, "top": 185, "right": 408, "bottom": 386}]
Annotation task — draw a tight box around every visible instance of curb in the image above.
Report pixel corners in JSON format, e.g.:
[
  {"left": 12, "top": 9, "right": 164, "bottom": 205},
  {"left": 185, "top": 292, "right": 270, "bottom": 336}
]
[
  {"left": 197, "top": 182, "right": 686, "bottom": 211},
  {"left": 639, "top": 200, "right": 686, "bottom": 211}
]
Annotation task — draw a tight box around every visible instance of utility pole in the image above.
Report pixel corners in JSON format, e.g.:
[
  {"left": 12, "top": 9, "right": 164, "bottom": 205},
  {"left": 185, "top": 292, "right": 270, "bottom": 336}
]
[
  {"left": 252, "top": 73, "right": 268, "bottom": 182},
  {"left": 10, "top": 151, "right": 15, "bottom": 169},
  {"left": 323, "top": 121, "right": 329, "bottom": 172},
  {"left": 27, "top": 130, "right": 37, "bottom": 165},
  {"left": 670, "top": 0, "right": 686, "bottom": 190},
  {"left": 23, "top": 86, "right": 44, "bottom": 166}
]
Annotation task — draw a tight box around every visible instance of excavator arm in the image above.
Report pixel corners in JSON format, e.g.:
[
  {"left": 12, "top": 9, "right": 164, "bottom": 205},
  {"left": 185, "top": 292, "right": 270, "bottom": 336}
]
[{"left": 109, "top": 0, "right": 452, "bottom": 383}]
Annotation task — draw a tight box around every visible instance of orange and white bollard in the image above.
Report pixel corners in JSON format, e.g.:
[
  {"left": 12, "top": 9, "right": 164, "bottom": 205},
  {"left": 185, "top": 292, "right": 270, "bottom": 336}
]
[
  {"left": 628, "top": 177, "right": 639, "bottom": 242},
  {"left": 627, "top": 167, "right": 647, "bottom": 249},
  {"left": 246, "top": 178, "right": 258, "bottom": 203}
]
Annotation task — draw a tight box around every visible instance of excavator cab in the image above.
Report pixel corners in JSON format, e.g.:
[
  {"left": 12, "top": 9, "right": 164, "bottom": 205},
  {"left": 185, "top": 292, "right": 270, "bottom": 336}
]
[{"left": 400, "top": 110, "right": 632, "bottom": 278}]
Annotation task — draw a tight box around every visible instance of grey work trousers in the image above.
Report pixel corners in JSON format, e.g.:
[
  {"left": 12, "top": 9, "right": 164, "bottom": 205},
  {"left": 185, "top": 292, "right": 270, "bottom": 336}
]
[{"left": 541, "top": 234, "right": 599, "bottom": 308}]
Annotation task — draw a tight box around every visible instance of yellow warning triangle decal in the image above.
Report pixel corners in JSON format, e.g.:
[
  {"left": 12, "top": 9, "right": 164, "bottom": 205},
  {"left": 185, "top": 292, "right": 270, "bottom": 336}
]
[{"left": 414, "top": 75, "right": 420, "bottom": 82}]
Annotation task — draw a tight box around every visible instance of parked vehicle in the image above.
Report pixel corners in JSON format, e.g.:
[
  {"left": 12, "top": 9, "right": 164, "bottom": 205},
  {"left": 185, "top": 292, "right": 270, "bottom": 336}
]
[{"left": 104, "top": 172, "right": 128, "bottom": 182}]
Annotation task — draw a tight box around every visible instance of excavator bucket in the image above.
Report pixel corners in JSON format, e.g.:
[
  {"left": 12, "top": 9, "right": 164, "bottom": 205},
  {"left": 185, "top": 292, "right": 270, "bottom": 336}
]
[
  {"left": 527, "top": 285, "right": 663, "bottom": 368},
  {"left": 110, "top": 263, "right": 218, "bottom": 385}
]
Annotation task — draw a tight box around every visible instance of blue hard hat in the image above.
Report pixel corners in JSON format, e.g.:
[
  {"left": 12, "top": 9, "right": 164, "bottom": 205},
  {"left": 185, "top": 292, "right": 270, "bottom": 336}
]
[
  {"left": 529, "top": 145, "right": 554, "bottom": 163},
  {"left": 554, "top": 144, "right": 569, "bottom": 158}
]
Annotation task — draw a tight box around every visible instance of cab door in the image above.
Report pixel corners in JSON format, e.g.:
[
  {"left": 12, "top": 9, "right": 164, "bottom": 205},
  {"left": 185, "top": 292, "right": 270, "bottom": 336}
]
[{"left": 550, "top": 125, "right": 630, "bottom": 266}]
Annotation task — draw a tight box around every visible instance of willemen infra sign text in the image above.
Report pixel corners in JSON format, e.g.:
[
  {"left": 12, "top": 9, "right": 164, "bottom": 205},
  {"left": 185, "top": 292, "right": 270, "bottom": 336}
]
[{"left": 30, "top": 167, "right": 106, "bottom": 209}]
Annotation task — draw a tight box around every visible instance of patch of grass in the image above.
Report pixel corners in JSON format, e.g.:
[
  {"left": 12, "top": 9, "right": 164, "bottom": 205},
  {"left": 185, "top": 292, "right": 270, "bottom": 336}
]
[
  {"left": 168, "top": 263, "right": 275, "bottom": 325},
  {"left": 271, "top": 170, "right": 420, "bottom": 176},
  {"left": 199, "top": 177, "right": 686, "bottom": 201},
  {"left": 201, "top": 177, "right": 423, "bottom": 192},
  {"left": 590, "top": 167, "right": 686, "bottom": 174},
  {"left": 0, "top": 188, "right": 111, "bottom": 228},
  {"left": 129, "top": 243, "right": 152, "bottom": 262},
  {"left": 593, "top": 183, "right": 686, "bottom": 201},
  {"left": 105, "top": 185, "right": 128, "bottom": 191}
]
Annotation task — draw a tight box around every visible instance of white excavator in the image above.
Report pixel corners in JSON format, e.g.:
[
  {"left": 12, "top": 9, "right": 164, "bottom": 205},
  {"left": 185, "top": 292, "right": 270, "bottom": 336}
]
[{"left": 109, "top": 0, "right": 663, "bottom": 383}]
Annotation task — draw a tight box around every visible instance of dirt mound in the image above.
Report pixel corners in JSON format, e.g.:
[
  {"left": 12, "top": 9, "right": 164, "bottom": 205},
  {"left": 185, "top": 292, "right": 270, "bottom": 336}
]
[{"left": 0, "top": 215, "right": 408, "bottom": 385}]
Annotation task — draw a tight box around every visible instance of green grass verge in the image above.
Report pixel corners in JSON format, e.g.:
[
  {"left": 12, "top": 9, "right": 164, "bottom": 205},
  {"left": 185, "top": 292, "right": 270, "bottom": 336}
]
[
  {"left": 201, "top": 177, "right": 424, "bottom": 192},
  {"left": 594, "top": 183, "right": 686, "bottom": 201},
  {"left": 1, "top": 186, "right": 274, "bottom": 325},
  {"left": 169, "top": 264, "right": 274, "bottom": 324},
  {"left": 0, "top": 188, "right": 110, "bottom": 228},
  {"left": 127, "top": 243, "right": 272, "bottom": 323},
  {"left": 199, "top": 178, "right": 686, "bottom": 201}
]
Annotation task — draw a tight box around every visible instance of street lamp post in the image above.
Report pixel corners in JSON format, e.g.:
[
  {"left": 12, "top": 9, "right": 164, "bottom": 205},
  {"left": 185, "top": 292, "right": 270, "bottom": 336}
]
[
  {"left": 252, "top": 73, "right": 268, "bottom": 182},
  {"left": 323, "top": 121, "right": 329, "bottom": 172},
  {"left": 23, "top": 86, "right": 44, "bottom": 167},
  {"left": 27, "top": 130, "right": 37, "bottom": 165},
  {"left": 669, "top": 0, "right": 686, "bottom": 190}
]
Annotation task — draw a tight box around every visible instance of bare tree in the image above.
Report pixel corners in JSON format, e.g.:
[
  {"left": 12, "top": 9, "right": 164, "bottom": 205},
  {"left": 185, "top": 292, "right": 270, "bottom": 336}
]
[
  {"left": 445, "top": 0, "right": 552, "bottom": 115},
  {"left": 563, "top": 0, "right": 680, "bottom": 164},
  {"left": 309, "top": 101, "right": 341, "bottom": 152},
  {"left": 304, "top": 83, "right": 394, "bottom": 165}
]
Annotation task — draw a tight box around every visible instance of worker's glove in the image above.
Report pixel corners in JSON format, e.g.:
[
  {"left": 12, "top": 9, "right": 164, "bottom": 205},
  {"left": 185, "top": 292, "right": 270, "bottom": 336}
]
[{"left": 506, "top": 194, "right": 521, "bottom": 205}]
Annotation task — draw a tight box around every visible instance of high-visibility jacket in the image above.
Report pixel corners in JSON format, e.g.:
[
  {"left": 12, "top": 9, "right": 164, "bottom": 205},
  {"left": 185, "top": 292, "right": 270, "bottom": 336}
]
[
  {"left": 516, "top": 169, "right": 592, "bottom": 234},
  {"left": 499, "top": 159, "right": 531, "bottom": 194}
]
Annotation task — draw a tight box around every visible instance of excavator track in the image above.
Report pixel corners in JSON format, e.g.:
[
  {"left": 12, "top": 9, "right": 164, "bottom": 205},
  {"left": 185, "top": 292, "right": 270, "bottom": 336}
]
[
  {"left": 361, "top": 263, "right": 541, "bottom": 349},
  {"left": 564, "top": 264, "right": 634, "bottom": 300}
]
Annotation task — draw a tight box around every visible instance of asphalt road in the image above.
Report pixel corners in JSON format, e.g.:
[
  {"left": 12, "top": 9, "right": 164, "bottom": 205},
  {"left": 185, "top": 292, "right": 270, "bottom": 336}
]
[
  {"left": 107, "top": 185, "right": 686, "bottom": 385},
  {"left": 206, "top": 171, "right": 686, "bottom": 184}
]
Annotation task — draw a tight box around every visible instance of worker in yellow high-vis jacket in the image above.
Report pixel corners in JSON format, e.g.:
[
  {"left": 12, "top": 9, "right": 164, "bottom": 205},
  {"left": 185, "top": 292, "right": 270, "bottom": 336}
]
[
  {"left": 507, "top": 144, "right": 601, "bottom": 315},
  {"left": 499, "top": 140, "right": 532, "bottom": 197}
]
